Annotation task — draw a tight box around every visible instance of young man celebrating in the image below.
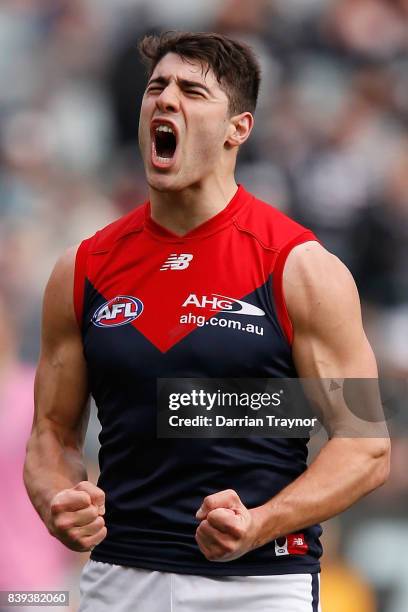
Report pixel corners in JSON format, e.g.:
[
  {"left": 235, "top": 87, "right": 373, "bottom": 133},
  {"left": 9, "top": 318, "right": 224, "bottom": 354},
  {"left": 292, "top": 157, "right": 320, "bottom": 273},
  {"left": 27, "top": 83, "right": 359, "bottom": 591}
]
[{"left": 24, "top": 32, "right": 390, "bottom": 611}]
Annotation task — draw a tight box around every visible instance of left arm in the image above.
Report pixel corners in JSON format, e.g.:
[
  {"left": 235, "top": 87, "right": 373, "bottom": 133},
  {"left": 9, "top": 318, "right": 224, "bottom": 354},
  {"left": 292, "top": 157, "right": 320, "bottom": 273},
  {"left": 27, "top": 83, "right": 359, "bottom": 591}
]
[{"left": 195, "top": 242, "right": 390, "bottom": 561}]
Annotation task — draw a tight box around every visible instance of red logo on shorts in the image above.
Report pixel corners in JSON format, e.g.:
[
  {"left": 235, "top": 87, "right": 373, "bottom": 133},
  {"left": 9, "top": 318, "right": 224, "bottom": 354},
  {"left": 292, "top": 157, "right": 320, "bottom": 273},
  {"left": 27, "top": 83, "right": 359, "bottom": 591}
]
[
  {"left": 287, "top": 533, "right": 308, "bottom": 555},
  {"left": 275, "top": 534, "right": 308, "bottom": 556}
]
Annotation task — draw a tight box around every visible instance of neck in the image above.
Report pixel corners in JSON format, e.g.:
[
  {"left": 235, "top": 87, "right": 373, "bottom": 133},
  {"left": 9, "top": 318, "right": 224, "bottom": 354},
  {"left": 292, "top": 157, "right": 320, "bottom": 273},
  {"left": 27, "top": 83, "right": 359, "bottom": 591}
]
[{"left": 148, "top": 175, "right": 238, "bottom": 236}]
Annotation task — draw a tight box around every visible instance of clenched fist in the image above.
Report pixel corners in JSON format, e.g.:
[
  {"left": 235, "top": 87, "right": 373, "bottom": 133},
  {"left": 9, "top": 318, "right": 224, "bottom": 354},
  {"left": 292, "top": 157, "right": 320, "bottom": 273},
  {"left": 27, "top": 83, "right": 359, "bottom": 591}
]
[
  {"left": 48, "top": 481, "right": 107, "bottom": 552},
  {"left": 195, "top": 489, "right": 260, "bottom": 562}
]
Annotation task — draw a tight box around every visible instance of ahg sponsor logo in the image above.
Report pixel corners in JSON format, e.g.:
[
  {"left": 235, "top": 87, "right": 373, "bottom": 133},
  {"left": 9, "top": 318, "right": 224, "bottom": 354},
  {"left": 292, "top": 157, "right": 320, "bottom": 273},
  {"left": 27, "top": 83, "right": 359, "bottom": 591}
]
[
  {"left": 182, "top": 293, "right": 265, "bottom": 316},
  {"left": 179, "top": 312, "right": 264, "bottom": 336}
]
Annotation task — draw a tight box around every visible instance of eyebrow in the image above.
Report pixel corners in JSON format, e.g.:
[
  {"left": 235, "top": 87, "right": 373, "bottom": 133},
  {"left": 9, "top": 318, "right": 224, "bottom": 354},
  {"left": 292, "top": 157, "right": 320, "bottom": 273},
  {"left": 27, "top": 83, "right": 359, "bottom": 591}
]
[{"left": 147, "top": 76, "right": 212, "bottom": 95}]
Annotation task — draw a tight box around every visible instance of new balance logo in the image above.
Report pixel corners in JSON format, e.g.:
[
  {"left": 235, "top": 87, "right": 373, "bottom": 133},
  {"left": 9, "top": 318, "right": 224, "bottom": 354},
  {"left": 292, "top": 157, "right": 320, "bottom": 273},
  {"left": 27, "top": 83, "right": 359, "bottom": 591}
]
[
  {"left": 160, "top": 254, "right": 193, "bottom": 271},
  {"left": 293, "top": 537, "right": 304, "bottom": 547}
]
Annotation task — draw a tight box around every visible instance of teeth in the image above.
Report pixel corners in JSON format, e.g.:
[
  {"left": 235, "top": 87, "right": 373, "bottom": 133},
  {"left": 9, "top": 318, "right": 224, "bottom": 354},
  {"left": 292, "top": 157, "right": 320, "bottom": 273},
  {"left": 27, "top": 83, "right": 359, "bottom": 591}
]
[{"left": 155, "top": 125, "right": 174, "bottom": 134}]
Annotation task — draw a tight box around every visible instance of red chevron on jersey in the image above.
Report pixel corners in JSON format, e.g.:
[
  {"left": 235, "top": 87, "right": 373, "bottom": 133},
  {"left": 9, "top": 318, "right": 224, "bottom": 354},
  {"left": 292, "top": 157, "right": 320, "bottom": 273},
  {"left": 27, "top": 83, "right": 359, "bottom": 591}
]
[
  {"left": 73, "top": 184, "right": 323, "bottom": 576},
  {"left": 74, "top": 185, "right": 317, "bottom": 353}
]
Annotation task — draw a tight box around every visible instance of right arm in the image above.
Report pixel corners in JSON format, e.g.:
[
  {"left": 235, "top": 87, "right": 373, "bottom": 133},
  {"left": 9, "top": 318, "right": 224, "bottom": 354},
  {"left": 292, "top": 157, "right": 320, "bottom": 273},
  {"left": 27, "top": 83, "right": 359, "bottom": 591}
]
[{"left": 24, "top": 247, "right": 106, "bottom": 552}]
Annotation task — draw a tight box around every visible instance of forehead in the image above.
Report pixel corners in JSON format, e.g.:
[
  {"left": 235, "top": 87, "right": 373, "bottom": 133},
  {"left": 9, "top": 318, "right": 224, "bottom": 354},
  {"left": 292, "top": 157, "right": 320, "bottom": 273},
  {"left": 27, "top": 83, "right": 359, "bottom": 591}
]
[{"left": 150, "top": 52, "right": 223, "bottom": 92}]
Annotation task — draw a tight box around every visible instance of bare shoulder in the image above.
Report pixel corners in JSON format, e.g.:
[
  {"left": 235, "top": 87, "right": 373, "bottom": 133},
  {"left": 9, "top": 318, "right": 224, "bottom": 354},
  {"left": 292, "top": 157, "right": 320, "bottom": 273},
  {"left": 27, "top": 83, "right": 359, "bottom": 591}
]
[
  {"left": 282, "top": 241, "right": 377, "bottom": 377},
  {"left": 42, "top": 245, "right": 80, "bottom": 340},
  {"left": 283, "top": 241, "right": 361, "bottom": 334},
  {"left": 46, "top": 245, "right": 78, "bottom": 290}
]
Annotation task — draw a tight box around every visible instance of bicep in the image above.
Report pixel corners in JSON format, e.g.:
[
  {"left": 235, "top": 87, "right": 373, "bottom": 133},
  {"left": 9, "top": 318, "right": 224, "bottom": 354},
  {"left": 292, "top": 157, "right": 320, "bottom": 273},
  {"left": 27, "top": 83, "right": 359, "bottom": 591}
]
[
  {"left": 284, "top": 242, "right": 377, "bottom": 378},
  {"left": 283, "top": 243, "right": 384, "bottom": 436},
  {"left": 33, "top": 247, "right": 90, "bottom": 445}
]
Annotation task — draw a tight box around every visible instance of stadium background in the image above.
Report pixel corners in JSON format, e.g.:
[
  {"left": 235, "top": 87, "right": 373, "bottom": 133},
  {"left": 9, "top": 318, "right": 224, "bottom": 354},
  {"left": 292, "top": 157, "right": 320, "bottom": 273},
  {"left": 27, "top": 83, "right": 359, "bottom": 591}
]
[{"left": 0, "top": 0, "right": 407, "bottom": 610}]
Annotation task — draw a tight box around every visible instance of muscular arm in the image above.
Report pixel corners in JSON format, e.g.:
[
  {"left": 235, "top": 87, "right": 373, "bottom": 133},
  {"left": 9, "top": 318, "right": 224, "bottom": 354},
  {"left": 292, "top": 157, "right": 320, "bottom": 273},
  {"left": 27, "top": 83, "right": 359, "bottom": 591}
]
[
  {"left": 195, "top": 242, "right": 390, "bottom": 561},
  {"left": 24, "top": 248, "right": 106, "bottom": 551},
  {"left": 249, "top": 241, "right": 390, "bottom": 548}
]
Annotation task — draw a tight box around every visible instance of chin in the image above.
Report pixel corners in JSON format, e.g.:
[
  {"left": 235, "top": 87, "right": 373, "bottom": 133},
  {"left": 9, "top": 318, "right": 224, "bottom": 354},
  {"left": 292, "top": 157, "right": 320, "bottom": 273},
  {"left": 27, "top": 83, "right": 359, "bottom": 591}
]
[{"left": 147, "top": 173, "right": 181, "bottom": 193}]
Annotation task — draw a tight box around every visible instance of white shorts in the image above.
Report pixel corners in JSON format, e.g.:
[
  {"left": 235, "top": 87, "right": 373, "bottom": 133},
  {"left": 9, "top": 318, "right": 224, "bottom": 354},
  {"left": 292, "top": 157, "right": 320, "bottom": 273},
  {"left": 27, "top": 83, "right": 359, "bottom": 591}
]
[{"left": 79, "top": 559, "right": 321, "bottom": 612}]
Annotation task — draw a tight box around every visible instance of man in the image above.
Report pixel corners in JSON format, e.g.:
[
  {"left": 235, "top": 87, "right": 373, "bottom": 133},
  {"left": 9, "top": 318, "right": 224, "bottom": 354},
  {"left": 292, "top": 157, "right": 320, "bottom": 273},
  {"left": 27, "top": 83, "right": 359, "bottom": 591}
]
[{"left": 24, "top": 32, "right": 390, "bottom": 611}]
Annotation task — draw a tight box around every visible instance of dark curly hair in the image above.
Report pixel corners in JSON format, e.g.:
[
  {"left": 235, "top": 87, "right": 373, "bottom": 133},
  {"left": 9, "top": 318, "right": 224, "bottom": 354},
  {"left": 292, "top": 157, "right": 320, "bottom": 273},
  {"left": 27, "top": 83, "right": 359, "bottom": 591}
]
[{"left": 138, "top": 31, "right": 261, "bottom": 115}]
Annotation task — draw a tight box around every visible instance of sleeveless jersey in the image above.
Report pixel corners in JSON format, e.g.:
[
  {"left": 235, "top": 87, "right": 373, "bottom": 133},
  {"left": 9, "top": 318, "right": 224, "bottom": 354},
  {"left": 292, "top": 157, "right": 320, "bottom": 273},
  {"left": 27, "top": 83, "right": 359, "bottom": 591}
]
[{"left": 74, "top": 185, "right": 323, "bottom": 575}]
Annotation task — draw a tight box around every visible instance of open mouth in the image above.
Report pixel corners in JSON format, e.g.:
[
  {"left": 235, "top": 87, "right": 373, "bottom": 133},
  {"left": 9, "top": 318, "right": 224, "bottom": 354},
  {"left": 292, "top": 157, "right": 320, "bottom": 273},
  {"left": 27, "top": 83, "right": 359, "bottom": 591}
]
[{"left": 152, "top": 124, "right": 178, "bottom": 167}]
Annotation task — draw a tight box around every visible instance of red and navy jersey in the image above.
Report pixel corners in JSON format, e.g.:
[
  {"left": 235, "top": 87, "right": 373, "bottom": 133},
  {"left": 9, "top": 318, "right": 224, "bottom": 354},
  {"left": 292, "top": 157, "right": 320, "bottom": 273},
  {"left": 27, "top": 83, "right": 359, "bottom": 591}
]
[{"left": 74, "top": 185, "right": 322, "bottom": 575}]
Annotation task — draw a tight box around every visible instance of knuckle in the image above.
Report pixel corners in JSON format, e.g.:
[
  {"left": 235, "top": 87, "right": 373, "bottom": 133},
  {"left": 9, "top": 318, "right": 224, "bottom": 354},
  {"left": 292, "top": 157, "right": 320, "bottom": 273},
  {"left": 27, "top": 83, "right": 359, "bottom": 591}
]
[
  {"left": 50, "top": 502, "right": 63, "bottom": 515},
  {"left": 90, "top": 527, "right": 107, "bottom": 548},
  {"left": 199, "top": 519, "right": 209, "bottom": 533},
  {"left": 205, "top": 549, "right": 219, "bottom": 561},
  {"left": 69, "top": 528, "right": 80, "bottom": 543},
  {"left": 70, "top": 528, "right": 87, "bottom": 547},
  {"left": 94, "top": 516, "right": 105, "bottom": 529},
  {"left": 207, "top": 508, "right": 221, "bottom": 521},
  {"left": 203, "top": 495, "right": 214, "bottom": 509},
  {"left": 230, "top": 524, "right": 244, "bottom": 539},
  {"left": 51, "top": 489, "right": 67, "bottom": 503},
  {"left": 221, "top": 541, "right": 235, "bottom": 554},
  {"left": 55, "top": 516, "right": 71, "bottom": 532},
  {"left": 195, "top": 528, "right": 203, "bottom": 542},
  {"left": 97, "top": 526, "right": 107, "bottom": 542},
  {"left": 50, "top": 493, "right": 69, "bottom": 513},
  {"left": 80, "top": 492, "right": 92, "bottom": 506},
  {"left": 89, "top": 506, "right": 99, "bottom": 520}
]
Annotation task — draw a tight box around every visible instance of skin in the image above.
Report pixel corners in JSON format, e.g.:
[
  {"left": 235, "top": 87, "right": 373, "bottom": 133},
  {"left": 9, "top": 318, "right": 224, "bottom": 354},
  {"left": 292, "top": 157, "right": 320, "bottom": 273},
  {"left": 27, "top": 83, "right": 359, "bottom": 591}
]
[
  {"left": 138, "top": 52, "right": 253, "bottom": 234},
  {"left": 24, "top": 248, "right": 106, "bottom": 551},
  {"left": 24, "top": 53, "right": 390, "bottom": 556},
  {"left": 194, "top": 242, "right": 390, "bottom": 561}
]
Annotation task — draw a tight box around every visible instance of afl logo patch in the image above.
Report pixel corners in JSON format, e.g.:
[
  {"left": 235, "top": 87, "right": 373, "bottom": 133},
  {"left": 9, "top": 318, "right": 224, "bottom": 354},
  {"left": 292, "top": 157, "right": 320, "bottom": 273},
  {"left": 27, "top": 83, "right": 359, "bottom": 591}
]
[{"left": 92, "top": 296, "right": 144, "bottom": 328}]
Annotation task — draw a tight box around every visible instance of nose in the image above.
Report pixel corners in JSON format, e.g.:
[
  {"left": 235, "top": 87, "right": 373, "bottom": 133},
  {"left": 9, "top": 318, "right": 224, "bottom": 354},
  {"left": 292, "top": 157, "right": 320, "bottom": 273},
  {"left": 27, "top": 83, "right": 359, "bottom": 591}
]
[{"left": 155, "top": 83, "right": 180, "bottom": 114}]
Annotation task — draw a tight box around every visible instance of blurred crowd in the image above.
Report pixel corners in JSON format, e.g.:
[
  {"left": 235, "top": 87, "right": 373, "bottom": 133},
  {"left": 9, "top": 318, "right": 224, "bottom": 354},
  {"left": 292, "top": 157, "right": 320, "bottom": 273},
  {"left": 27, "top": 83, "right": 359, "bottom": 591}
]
[{"left": 0, "top": 1, "right": 407, "bottom": 610}]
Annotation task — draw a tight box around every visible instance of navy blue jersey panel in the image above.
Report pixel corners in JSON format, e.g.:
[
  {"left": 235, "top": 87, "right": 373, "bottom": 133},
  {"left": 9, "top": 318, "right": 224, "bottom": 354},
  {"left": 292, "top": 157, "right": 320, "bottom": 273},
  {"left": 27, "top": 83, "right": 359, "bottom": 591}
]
[{"left": 82, "top": 278, "right": 322, "bottom": 575}]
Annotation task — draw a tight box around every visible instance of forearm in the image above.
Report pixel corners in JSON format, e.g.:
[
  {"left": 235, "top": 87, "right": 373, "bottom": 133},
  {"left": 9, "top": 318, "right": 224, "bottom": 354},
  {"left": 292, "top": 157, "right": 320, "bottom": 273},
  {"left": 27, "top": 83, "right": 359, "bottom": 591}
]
[
  {"left": 251, "top": 437, "right": 390, "bottom": 549},
  {"left": 24, "top": 422, "right": 87, "bottom": 527}
]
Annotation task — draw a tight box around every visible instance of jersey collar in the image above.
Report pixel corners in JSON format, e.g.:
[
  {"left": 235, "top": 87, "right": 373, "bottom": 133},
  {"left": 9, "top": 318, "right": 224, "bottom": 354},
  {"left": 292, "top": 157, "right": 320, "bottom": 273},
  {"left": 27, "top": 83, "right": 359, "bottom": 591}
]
[{"left": 144, "top": 185, "right": 250, "bottom": 242}]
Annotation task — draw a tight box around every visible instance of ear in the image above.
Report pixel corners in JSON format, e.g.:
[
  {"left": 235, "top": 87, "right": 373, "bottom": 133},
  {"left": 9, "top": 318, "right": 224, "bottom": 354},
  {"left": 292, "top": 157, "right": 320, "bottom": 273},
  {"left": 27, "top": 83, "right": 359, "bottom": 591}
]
[{"left": 225, "top": 112, "right": 254, "bottom": 148}]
